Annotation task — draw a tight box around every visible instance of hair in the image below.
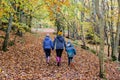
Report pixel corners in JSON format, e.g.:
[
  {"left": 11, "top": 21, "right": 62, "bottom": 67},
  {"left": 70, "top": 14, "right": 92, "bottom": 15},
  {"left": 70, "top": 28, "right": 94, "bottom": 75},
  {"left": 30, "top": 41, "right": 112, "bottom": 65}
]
[
  {"left": 46, "top": 33, "right": 49, "bottom": 37},
  {"left": 58, "top": 30, "right": 62, "bottom": 35}
]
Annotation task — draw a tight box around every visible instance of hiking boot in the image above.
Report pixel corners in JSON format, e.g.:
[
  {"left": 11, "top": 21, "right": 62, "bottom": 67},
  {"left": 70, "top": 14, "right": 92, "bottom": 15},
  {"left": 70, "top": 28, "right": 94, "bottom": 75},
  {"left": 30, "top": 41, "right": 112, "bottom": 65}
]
[
  {"left": 68, "top": 63, "right": 70, "bottom": 66},
  {"left": 47, "top": 62, "right": 50, "bottom": 66},
  {"left": 57, "top": 62, "right": 60, "bottom": 66}
]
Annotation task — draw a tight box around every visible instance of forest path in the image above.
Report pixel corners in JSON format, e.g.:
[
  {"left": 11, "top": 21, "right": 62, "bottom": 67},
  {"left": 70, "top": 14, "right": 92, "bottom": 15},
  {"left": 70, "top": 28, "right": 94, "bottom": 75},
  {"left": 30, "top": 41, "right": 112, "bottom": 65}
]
[{"left": 0, "top": 30, "right": 119, "bottom": 80}]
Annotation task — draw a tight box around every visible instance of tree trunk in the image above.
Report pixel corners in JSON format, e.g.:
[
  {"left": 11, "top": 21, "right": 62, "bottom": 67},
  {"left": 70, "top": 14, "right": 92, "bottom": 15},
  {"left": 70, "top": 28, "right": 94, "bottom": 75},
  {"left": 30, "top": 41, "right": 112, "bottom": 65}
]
[
  {"left": 55, "top": 19, "right": 61, "bottom": 33},
  {"left": 106, "top": 1, "right": 112, "bottom": 57},
  {"left": 16, "top": 3, "right": 23, "bottom": 37},
  {"left": 17, "top": 10, "right": 23, "bottom": 37},
  {"left": 81, "top": 14, "right": 86, "bottom": 48},
  {"left": 2, "top": 13, "right": 13, "bottom": 51},
  {"left": 118, "top": 51, "right": 120, "bottom": 61},
  {"left": 80, "top": 0, "right": 86, "bottom": 49},
  {"left": 26, "top": 16, "right": 28, "bottom": 25},
  {"left": 110, "top": 0, "right": 116, "bottom": 60},
  {"left": 117, "top": 0, "right": 120, "bottom": 61},
  {"left": 72, "top": 22, "right": 75, "bottom": 39},
  {"left": 104, "top": 0, "right": 111, "bottom": 57},
  {"left": 95, "top": 0, "right": 105, "bottom": 78},
  {"left": 19, "top": 11, "right": 23, "bottom": 23},
  {"left": 118, "top": 38, "right": 120, "bottom": 61},
  {"left": 0, "top": 19, "right": 1, "bottom": 30},
  {"left": 30, "top": 15, "right": 32, "bottom": 28},
  {"left": 28, "top": 14, "right": 32, "bottom": 28},
  {"left": 111, "top": 0, "right": 120, "bottom": 61},
  {"left": 0, "top": 0, "right": 1, "bottom": 30},
  {"left": 113, "top": 21, "right": 120, "bottom": 61},
  {"left": 63, "top": 26, "right": 65, "bottom": 37},
  {"left": 67, "top": 24, "right": 70, "bottom": 38}
]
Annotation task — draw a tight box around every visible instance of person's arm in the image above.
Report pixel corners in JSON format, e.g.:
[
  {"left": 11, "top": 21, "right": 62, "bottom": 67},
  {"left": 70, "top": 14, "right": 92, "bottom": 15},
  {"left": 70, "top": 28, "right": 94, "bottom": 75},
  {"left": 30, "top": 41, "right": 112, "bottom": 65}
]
[
  {"left": 63, "top": 38, "right": 66, "bottom": 49},
  {"left": 74, "top": 48, "right": 76, "bottom": 55},
  {"left": 53, "top": 38, "right": 56, "bottom": 50}
]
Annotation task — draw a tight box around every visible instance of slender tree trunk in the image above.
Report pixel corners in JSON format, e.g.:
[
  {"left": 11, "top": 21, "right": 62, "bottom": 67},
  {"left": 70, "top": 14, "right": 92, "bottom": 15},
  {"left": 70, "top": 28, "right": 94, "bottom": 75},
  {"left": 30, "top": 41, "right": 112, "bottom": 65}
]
[
  {"left": 80, "top": 0, "right": 86, "bottom": 48},
  {"left": 28, "top": 11, "right": 32, "bottom": 28},
  {"left": 55, "top": 19, "right": 61, "bottom": 33},
  {"left": 95, "top": 0, "right": 105, "bottom": 78},
  {"left": 29, "top": 15, "right": 32, "bottom": 28},
  {"left": 111, "top": 0, "right": 120, "bottom": 61},
  {"left": 110, "top": 0, "right": 116, "bottom": 60},
  {"left": 104, "top": 0, "right": 111, "bottom": 57},
  {"left": 80, "top": 15, "right": 86, "bottom": 48},
  {"left": 113, "top": 21, "right": 120, "bottom": 61},
  {"left": 107, "top": 35, "right": 111, "bottom": 57},
  {"left": 26, "top": 16, "right": 28, "bottom": 25},
  {"left": 19, "top": 11, "right": 23, "bottom": 23},
  {"left": 117, "top": 0, "right": 120, "bottom": 61},
  {"left": 108, "top": 21, "right": 111, "bottom": 57},
  {"left": 16, "top": 3, "right": 23, "bottom": 37},
  {"left": 92, "top": 0, "right": 97, "bottom": 55},
  {"left": 0, "top": 0, "right": 1, "bottom": 29},
  {"left": 67, "top": 24, "right": 70, "bottom": 38},
  {"left": 17, "top": 10, "right": 23, "bottom": 37},
  {"left": 72, "top": 22, "right": 75, "bottom": 39},
  {"left": 118, "top": 50, "right": 120, "bottom": 61},
  {"left": 76, "top": 28, "right": 78, "bottom": 40},
  {"left": 118, "top": 38, "right": 120, "bottom": 61},
  {"left": 63, "top": 26, "right": 65, "bottom": 37},
  {"left": 99, "top": 19, "right": 105, "bottom": 78},
  {"left": 0, "top": 19, "right": 1, "bottom": 29},
  {"left": 2, "top": 13, "right": 13, "bottom": 51},
  {"left": 105, "top": 1, "right": 110, "bottom": 57}
]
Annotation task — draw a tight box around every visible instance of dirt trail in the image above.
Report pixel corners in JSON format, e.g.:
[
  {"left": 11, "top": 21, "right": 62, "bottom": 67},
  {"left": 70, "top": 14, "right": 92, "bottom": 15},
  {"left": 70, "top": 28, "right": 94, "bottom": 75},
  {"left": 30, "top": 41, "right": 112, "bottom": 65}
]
[{"left": 0, "top": 30, "right": 119, "bottom": 80}]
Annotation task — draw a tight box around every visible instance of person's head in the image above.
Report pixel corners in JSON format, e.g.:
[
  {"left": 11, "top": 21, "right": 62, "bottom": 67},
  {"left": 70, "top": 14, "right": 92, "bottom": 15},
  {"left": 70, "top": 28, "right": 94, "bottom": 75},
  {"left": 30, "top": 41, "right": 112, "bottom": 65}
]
[
  {"left": 67, "top": 40, "right": 72, "bottom": 47},
  {"left": 46, "top": 33, "right": 49, "bottom": 37},
  {"left": 58, "top": 30, "right": 62, "bottom": 36}
]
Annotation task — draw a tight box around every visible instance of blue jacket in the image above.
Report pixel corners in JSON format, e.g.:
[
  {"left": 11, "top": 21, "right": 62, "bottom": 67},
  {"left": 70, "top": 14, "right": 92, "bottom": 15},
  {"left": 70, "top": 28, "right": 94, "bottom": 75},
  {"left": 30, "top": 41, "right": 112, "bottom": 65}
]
[
  {"left": 43, "top": 36, "right": 53, "bottom": 49},
  {"left": 53, "top": 36, "right": 66, "bottom": 49},
  {"left": 66, "top": 43, "right": 76, "bottom": 57}
]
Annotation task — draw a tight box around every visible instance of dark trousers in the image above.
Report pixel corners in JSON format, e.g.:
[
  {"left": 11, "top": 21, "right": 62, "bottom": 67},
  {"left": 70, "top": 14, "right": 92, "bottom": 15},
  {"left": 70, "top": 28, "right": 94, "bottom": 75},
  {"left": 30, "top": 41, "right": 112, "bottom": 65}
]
[
  {"left": 44, "top": 49, "right": 51, "bottom": 58},
  {"left": 56, "top": 49, "right": 63, "bottom": 58},
  {"left": 68, "top": 57, "right": 73, "bottom": 65},
  {"left": 56, "top": 49, "right": 63, "bottom": 66}
]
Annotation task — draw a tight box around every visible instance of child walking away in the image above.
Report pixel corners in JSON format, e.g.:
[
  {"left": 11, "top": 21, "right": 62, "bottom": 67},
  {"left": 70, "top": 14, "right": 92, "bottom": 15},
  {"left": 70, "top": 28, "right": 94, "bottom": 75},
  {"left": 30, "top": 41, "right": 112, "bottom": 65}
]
[
  {"left": 43, "top": 34, "right": 54, "bottom": 65},
  {"left": 53, "top": 30, "right": 66, "bottom": 66},
  {"left": 66, "top": 40, "right": 76, "bottom": 66}
]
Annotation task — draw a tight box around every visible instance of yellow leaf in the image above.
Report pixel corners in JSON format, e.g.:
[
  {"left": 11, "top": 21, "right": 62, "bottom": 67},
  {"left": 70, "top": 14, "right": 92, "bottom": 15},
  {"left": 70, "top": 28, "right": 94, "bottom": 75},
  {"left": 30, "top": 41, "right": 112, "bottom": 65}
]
[
  {"left": 0, "top": 68, "right": 2, "bottom": 73},
  {"left": 63, "top": 0, "right": 70, "bottom": 6},
  {"left": 0, "top": 8, "right": 4, "bottom": 18}
]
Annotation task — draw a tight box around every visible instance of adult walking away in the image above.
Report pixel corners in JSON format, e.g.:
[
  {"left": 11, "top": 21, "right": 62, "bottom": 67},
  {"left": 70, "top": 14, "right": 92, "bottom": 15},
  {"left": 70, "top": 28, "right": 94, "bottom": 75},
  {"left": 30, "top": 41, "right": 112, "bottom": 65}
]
[
  {"left": 53, "top": 30, "right": 66, "bottom": 66},
  {"left": 66, "top": 40, "right": 76, "bottom": 66},
  {"left": 43, "top": 34, "right": 54, "bottom": 65}
]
